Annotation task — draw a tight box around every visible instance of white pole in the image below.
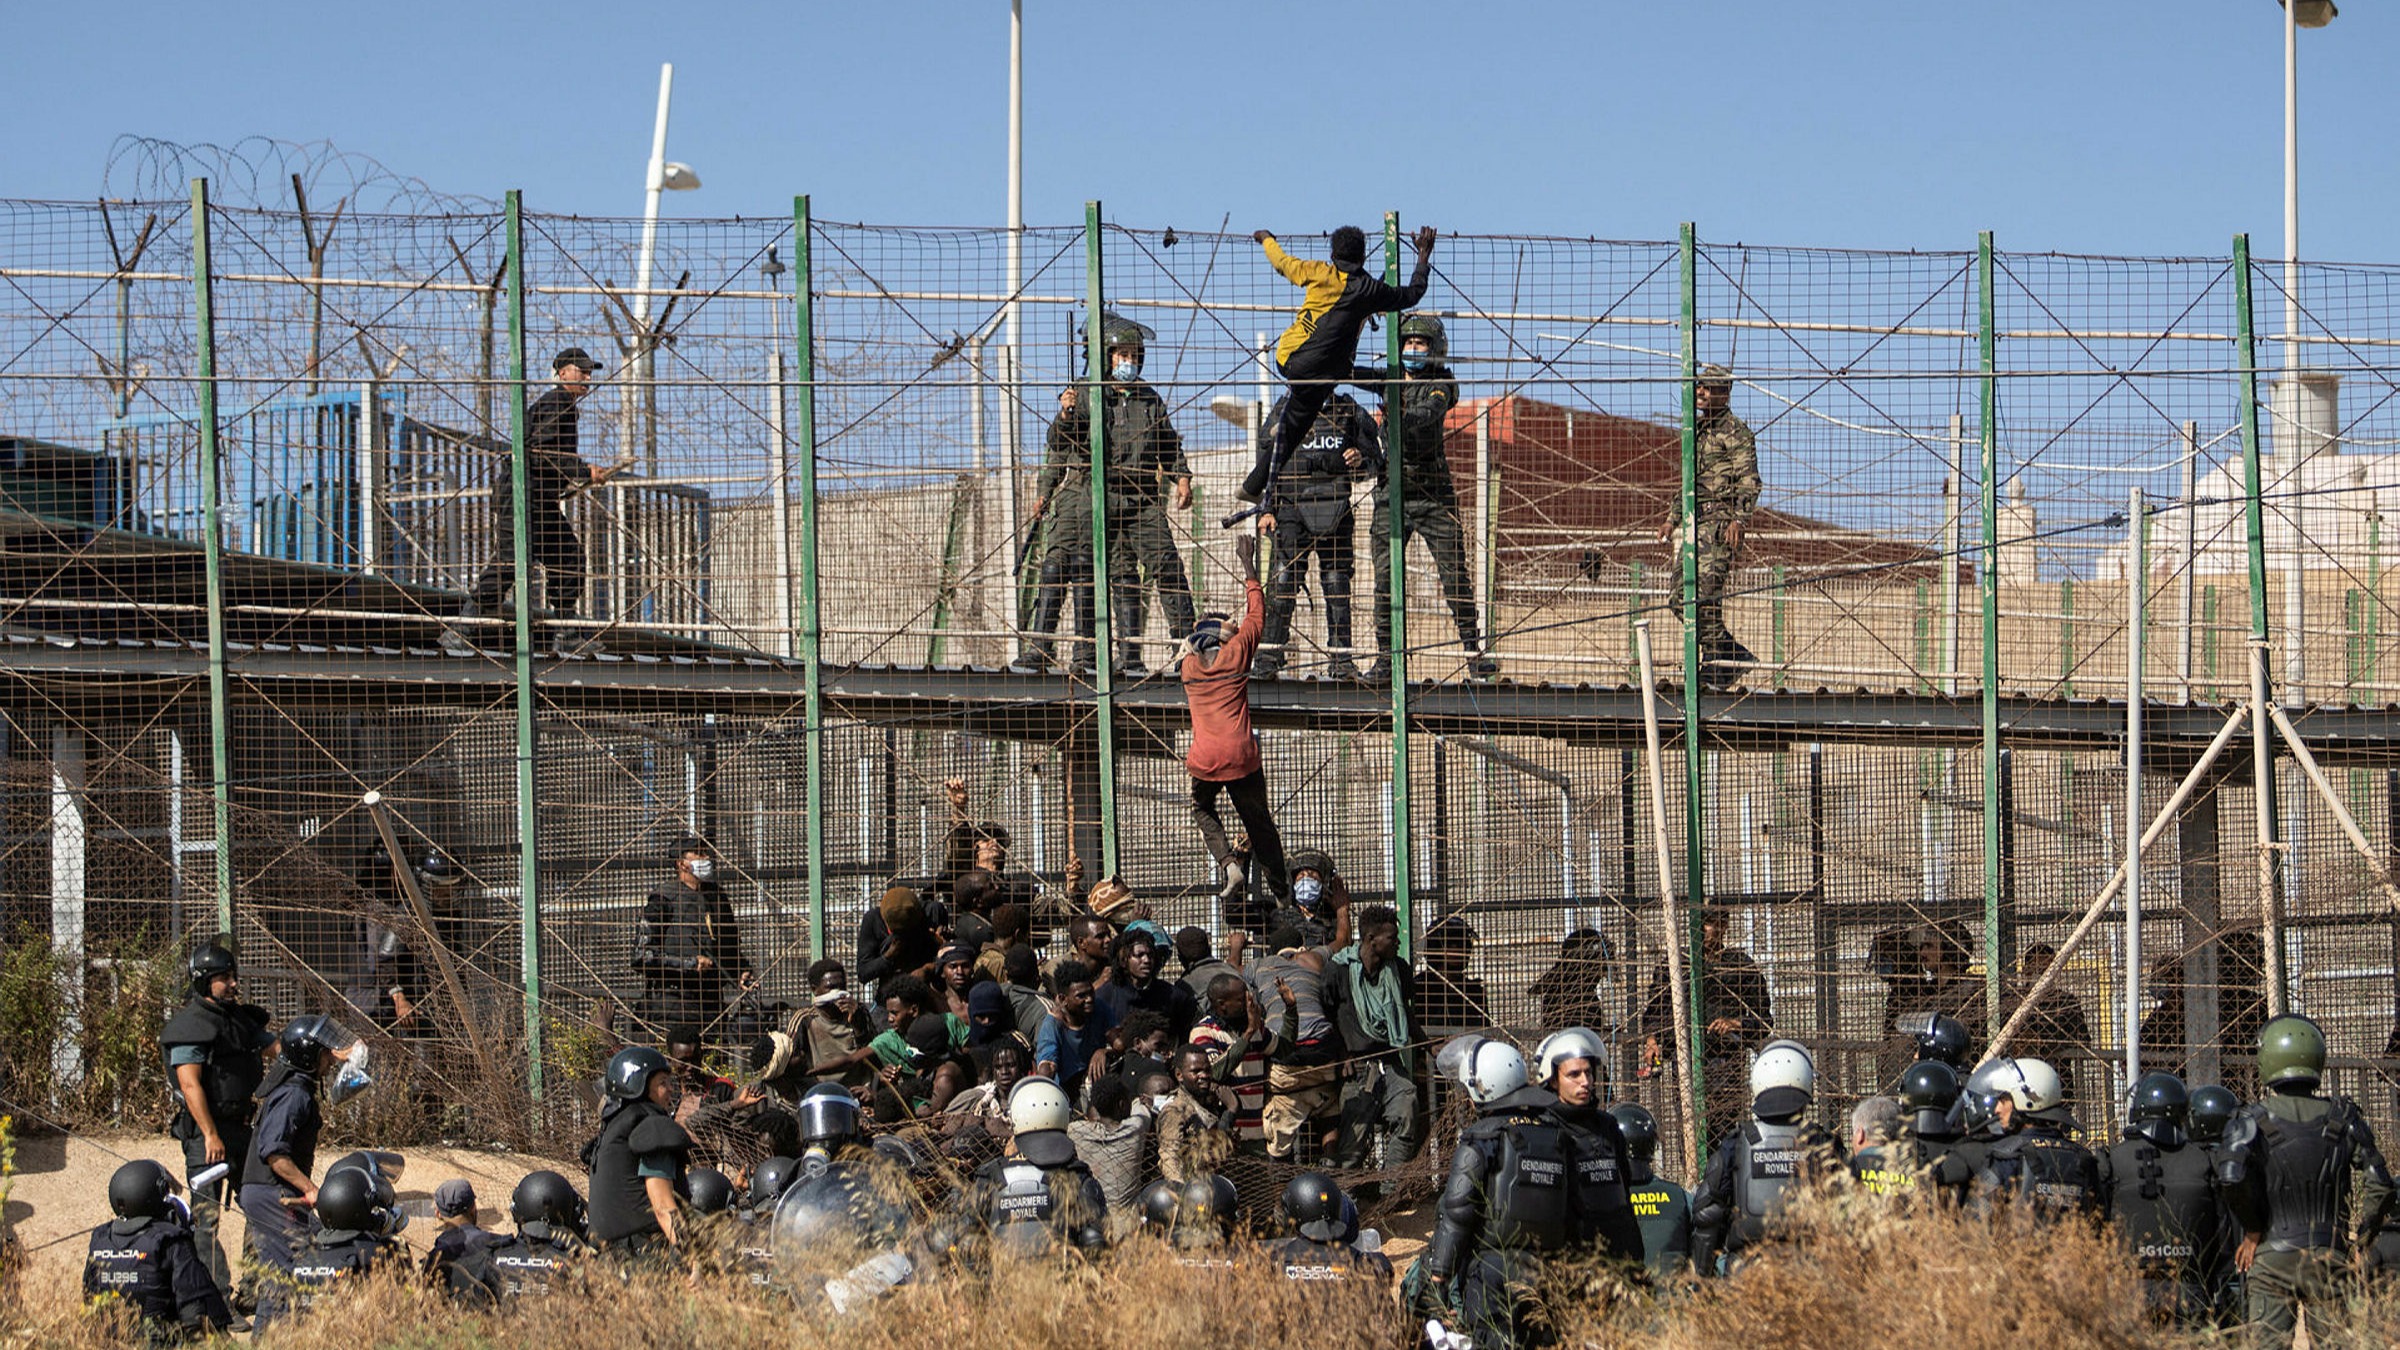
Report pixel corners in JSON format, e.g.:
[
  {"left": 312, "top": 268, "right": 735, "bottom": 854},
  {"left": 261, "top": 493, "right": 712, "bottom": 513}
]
[
  {"left": 1001, "top": 3, "right": 1025, "bottom": 661},
  {"left": 1475, "top": 406, "right": 1494, "bottom": 642},
  {"left": 629, "top": 62, "right": 675, "bottom": 469},
  {"left": 2180, "top": 421, "right": 2198, "bottom": 702},
  {"left": 2282, "top": 0, "right": 2306, "bottom": 701},
  {"left": 2253, "top": 639, "right": 2286, "bottom": 1017},
  {"left": 2125, "top": 487, "right": 2145, "bottom": 1091},
  {"left": 51, "top": 725, "right": 87, "bottom": 1088},
  {"left": 2284, "top": 0, "right": 2302, "bottom": 378},
  {"left": 1634, "top": 622, "right": 1699, "bottom": 1180}
]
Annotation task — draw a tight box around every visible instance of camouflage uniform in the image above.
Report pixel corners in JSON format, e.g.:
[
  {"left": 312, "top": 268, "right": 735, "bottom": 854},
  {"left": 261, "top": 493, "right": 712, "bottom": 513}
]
[
  {"left": 1352, "top": 360, "right": 1488, "bottom": 680},
  {"left": 1025, "top": 380, "right": 1192, "bottom": 670},
  {"left": 1692, "top": 391, "right": 1760, "bottom": 672}
]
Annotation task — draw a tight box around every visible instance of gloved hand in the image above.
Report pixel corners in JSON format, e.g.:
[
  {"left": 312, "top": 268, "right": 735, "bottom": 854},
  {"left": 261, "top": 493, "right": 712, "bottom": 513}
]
[{"left": 1408, "top": 1273, "right": 1454, "bottom": 1323}]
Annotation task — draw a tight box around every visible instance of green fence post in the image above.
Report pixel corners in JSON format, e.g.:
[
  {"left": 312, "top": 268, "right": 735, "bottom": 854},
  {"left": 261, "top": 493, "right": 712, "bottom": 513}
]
[
  {"left": 1383, "top": 212, "right": 1413, "bottom": 955},
  {"left": 503, "top": 192, "right": 544, "bottom": 1098},
  {"left": 793, "top": 197, "right": 826, "bottom": 961},
  {"left": 2235, "top": 233, "right": 2285, "bottom": 1014},
  {"left": 1978, "top": 231, "right": 2004, "bottom": 1036},
  {"left": 189, "top": 181, "right": 235, "bottom": 935},
  {"left": 1084, "top": 201, "right": 1119, "bottom": 879},
  {"left": 1677, "top": 222, "right": 1708, "bottom": 1147}
]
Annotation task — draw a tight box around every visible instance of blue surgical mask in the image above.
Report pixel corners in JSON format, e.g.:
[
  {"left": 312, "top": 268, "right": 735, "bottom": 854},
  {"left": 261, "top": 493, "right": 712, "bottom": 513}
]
[
  {"left": 1401, "top": 352, "right": 1429, "bottom": 371},
  {"left": 1293, "top": 876, "right": 1323, "bottom": 909},
  {"left": 1111, "top": 360, "right": 1140, "bottom": 382}
]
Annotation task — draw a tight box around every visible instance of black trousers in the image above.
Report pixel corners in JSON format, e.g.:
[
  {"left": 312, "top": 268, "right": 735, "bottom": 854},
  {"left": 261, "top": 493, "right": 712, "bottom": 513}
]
[
  {"left": 470, "top": 500, "right": 585, "bottom": 617},
  {"left": 1191, "top": 770, "right": 1288, "bottom": 930}
]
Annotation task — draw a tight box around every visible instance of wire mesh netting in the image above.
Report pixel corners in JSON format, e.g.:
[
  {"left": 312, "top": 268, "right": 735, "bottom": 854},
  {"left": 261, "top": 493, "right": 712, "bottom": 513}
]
[{"left": 4, "top": 187, "right": 2400, "bottom": 1186}]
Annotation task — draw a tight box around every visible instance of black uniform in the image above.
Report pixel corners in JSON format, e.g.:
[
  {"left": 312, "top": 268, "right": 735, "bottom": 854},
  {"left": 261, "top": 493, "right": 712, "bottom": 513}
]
[
  {"left": 583, "top": 1097, "right": 692, "bottom": 1256},
  {"left": 84, "top": 1212, "right": 231, "bottom": 1341},
  {"left": 1550, "top": 1100, "right": 1645, "bottom": 1265},
  {"left": 238, "top": 1062, "right": 323, "bottom": 1313},
  {"left": 1252, "top": 393, "right": 1379, "bottom": 678},
  {"left": 469, "top": 384, "right": 591, "bottom": 617},
  {"left": 286, "top": 1227, "right": 403, "bottom": 1320},
  {"left": 1270, "top": 1235, "right": 1393, "bottom": 1287},
  {"left": 964, "top": 1128, "right": 1109, "bottom": 1256},
  {"left": 2218, "top": 1090, "right": 2398, "bottom": 1346},
  {"left": 1424, "top": 1085, "right": 1576, "bottom": 1350},
  {"left": 2100, "top": 1128, "right": 2231, "bottom": 1325},
  {"left": 158, "top": 992, "right": 269, "bottom": 1296},
  {"left": 630, "top": 879, "right": 749, "bottom": 1036},
  {"left": 1975, "top": 1115, "right": 2103, "bottom": 1223},
  {"left": 475, "top": 1223, "right": 589, "bottom": 1300},
  {"left": 1349, "top": 359, "right": 1483, "bottom": 670},
  {"left": 1690, "top": 1114, "right": 1840, "bottom": 1275}
]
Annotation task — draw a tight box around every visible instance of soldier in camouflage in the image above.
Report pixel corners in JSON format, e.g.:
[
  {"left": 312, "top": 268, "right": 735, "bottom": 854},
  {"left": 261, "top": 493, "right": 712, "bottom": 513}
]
[
  {"left": 1022, "top": 315, "right": 1194, "bottom": 675},
  {"left": 1351, "top": 314, "right": 1495, "bottom": 684},
  {"left": 1657, "top": 364, "right": 1761, "bottom": 685}
]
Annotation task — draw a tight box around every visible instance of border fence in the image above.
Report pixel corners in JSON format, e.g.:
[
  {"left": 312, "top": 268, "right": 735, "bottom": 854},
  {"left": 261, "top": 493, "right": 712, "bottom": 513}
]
[{"left": 5, "top": 183, "right": 2400, "bottom": 1173}]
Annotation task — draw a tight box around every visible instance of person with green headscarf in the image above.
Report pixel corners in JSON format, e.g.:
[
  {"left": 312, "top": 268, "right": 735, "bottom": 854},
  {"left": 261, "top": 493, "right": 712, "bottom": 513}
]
[{"left": 1327, "top": 904, "right": 1424, "bottom": 1168}]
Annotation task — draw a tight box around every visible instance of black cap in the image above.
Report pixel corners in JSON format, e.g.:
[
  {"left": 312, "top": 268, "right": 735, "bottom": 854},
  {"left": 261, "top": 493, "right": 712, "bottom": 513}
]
[{"left": 553, "top": 346, "right": 602, "bottom": 373}]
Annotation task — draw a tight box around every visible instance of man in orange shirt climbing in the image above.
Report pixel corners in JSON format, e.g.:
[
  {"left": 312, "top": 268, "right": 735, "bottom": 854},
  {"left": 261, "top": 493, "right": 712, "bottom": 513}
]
[{"left": 1181, "top": 533, "right": 1286, "bottom": 933}]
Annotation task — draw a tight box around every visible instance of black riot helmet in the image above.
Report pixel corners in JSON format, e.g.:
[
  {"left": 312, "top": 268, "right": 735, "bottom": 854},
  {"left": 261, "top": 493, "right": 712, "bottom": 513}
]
[
  {"left": 416, "top": 851, "right": 465, "bottom": 889},
  {"left": 1137, "top": 1178, "right": 1182, "bottom": 1236},
  {"left": 316, "top": 1165, "right": 401, "bottom": 1235},
  {"left": 1281, "top": 1171, "right": 1352, "bottom": 1244},
  {"left": 601, "top": 1046, "right": 671, "bottom": 1102},
  {"left": 1898, "top": 1060, "right": 1963, "bottom": 1137},
  {"left": 2188, "top": 1085, "right": 2241, "bottom": 1145},
  {"left": 1182, "top": 1174, "right": 1239, "bottom": 1240},
  {"left": 277, "top": 1014, "right": 353, "bottom": 1076},
  {"left": 510, "top": 1170, "right": 584, "bottom": 1228},
  {"left": 1910, "top": 1013, "right": 1972, "bottom": 1070},
  {"left": 188, "top": 943, "right": 238, "bottom": 1000},
  {"left": 1609, "top": 1102, "right": 1660, "bottom": 1162},
  {"left": 795, "top": 1089, "right": 863, "bottom": 1152},
  {"left": 2127, "top": 1071, "right": 2191, "bottom": 1147},
  {"left": 108, "top": 1160, "right": 179, "bottom": 1222},
  {"left": 685, "top": 1167, "right": 735, "bottom": 1215},
  {"left": 749, "top": 1156, "right": 802, "bottom": 1209}
]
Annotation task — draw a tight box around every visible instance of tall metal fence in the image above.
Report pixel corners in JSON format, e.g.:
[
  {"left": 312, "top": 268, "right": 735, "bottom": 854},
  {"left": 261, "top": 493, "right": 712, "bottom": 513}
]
[{"left": 4, "top": 185, "right": 2400, "bottom": 1165}]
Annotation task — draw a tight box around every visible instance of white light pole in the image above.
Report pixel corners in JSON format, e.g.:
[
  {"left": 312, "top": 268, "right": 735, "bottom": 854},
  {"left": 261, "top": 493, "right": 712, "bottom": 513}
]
[
  {"left": 629, "top": 61, "right": 701, "bottom": 467},
  {"left": 999, "top": 1, "right": 1027, "bottom": 660},
  {"left": 2276, "top": 0, "right": 2335, "bottom": 702}
]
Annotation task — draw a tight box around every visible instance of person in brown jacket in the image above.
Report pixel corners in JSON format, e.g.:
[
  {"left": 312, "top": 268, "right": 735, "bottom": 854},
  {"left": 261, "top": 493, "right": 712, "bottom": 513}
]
[
  {"left": 1154, "top": 1044, "right": 1237, "bottom": 1185},
  {"left": 1182, "top": 533, "right": 1287, "bottom": 931}
]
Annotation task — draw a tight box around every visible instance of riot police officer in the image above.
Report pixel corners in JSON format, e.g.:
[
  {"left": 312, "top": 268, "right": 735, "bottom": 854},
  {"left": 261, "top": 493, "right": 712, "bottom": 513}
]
[
  {"left": 1136, "top": 1174, "right": 1242, "bottom": 1259},
  {"left": 240, "top": 1014, "right": 366, "bottom": 1319},
  {"left": 83, "top": 1159, "right": 231, "bottom": 1341},
  {"left": 2100, "top": 1071, "right": 2230, "bottom": 1327},
  {"left": 582, "top": 1045, "right": 692, "bottom": 1261},
  {"left": 1534, "top": 1028, "right": 1643, "bottom": 1265},
  {"left": 1907, "top": 1011, "right": 1972, "bottom": 1072},
  {"left": 963, "top": 1077, "right": 1108, "bottom": 1256},
  {"left": 2188, "top": 1082, "right": 2248, "bottom": 1320},
  {"left": 1691, "top": 1039, "right": 1840, "bottom": 1276},
  {"left": 285, "top": 1163, "right": 408, "bottom": 1321},
  {"left": 770, "top": 1087, "right": 921, "bottom": 1293},
  {"left": 1893, "top": 1059, "right": 1974, "bottom": 1206},
  {"left": 1971, "top": 1057, "right": 2101, "bottom": 1224},
  {"left": 1416, "top": 1036, "right": 1573, "bottom": 1350},
  {"left": 1271, "top": 1171, "right": 1393, "bottom": 1288},
  {"left": 158, "top": 941, "right": 271, "bottom": 1299},
  {"left": 474, "top": 1170, "right": 591, "bottom": 1301},
  {"left": 630, "top": 835, "right": 751, "bottom": 1039},
  {"left": 1610, "top": 1102, "right": 1692, "bottom": 1278},
  {"left": 1251, "top": 391, "right": 1381, "bottom": 680},
  {"left": 1351, "top": 313, "right": 1493, "bottom": 683},
  {"left": 2217, "top": 1014, "right": 2397, "bottom": 1347}
]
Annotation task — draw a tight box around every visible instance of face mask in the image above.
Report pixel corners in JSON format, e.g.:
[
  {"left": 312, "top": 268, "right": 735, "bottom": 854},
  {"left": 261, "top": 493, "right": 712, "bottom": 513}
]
[
  {"left": 688, "top": 859, "right": 715, "bottom": 882},
  {"left": 1150, "top": 1093, "right": 1175, "bottom": 1114},
  {"left": 1401, "top": 351, "right": 1429, "bottom": 371},
  {"left": 1293, "top": 876, "right": 1323, "bottom": 909},
  {"left": 1111, "top": 360, "right": 1140, "bottom": 382}
]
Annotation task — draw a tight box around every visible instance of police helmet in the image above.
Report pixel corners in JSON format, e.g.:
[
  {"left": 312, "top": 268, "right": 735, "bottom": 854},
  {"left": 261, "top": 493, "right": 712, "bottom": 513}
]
[
  {"left": 1183, "top": 1174, "right": 1240, "bottom": 1239},
  {"left": 1397, "top": 312, "right": 1447, "bottom": 359},
  {"left": 188, "top": 943, "right": 238, "bottom": 999},
  {"left": 2129, "top": 1071, "right": 2190, "bottom": 1125},
  {"left": 1608, "top": 1102, "right": 1660, "bottom": 1162},
  {"left": 796, "top": 1088, "right": 863, "bottom": 1151},
  {"left": 316, "top": 1165, "right": 400, "bottom": 1235},
  {"left": 1099, "top": 312, "right": 1154, "bottom": 355},
  {"left": 1286, "top": 848, "right": 1336, "bottom": 882},
  {"left": 2187, "top": 1085, "right": 2241, "bottom": 1145},
  {"left": 1533, "top": 1027, "right": 1608, "bottom": 1089},
  {"left": 1989, "top": 1057, "right": 2066, "bottom": 1114},
  {"left": 685, "top": 1167, "right": 735, "bottom": 1215},
  {"left": 1749, "top": 1039, "right": 1816, "bottom": 1118},
  {"left": 1898, "top": 1059, "right": 1962, "bottom": 1114},
  {"left": 601, "top": 1045, "right": 671, "bottom": 1102},
  {"left": 509, "top": 1170, "right": 584, "bottom": 1228},
  {"left": 1437, "top": 1035, "right": 1527, "bottom": 1105},
  {"left": 1009, "top": 1077, "right": 1073, "bottom": 1135},
  {"left": 1909, "top": 1012, "right": 1972, "bottom": 1069},
  {"left": 277, "top": 1014, "right": 356, "bottom": 1076},
  {"left": 2257, "top": 1014, "right": 2328, "bottom": 1089},
  {"left": 1282, "top": 1171, "right": 1353, "bottom": 1243},
  {"left": 749, "top": 1156, "right": 802, "bottom": 1208},
  {"left": 107, "top": 1160, "right": 179, "bottom": 1222},
  {"left": 416, "top": 851, "right": 465, "bottom": 888},
  {"left": 1137, "top": 1178, "right": 1182, "bottom": 1235},
  {"left": 1961, "top": 1058, "right": 2010, "bottom": 1132}
]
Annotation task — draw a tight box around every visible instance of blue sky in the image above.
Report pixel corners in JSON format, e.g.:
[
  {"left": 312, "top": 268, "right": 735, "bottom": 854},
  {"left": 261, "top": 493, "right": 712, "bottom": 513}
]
[{"left": 11, "top": 1, "right": 2396, "bottom": 260}]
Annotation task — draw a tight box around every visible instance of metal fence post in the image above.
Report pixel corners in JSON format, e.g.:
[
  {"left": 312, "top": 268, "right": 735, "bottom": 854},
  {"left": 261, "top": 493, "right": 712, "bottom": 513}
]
[
  {"left": 1084, "top": 201, "right": 1119, "bottom": 878},
  {"left": 1383, "top": 212, "right": 1413, "bottom": 953},
  {"left": 1979, "top": 231, "right": 2004, "bottom": 1034},
  {"left": 793, "top": 197, "right": 827, "bottom": 960},
  {"left": 2236, "top": 234, "right": 2286, "bottom": 1014},
  {"left": 1677, "top": 222, "right": 1708, "bottom": 1145},
  {"left": 504, "top": 192, "right": 543, "bottom": 1097},
  {"left": 189, "top": 179, "right": 235, "bottom": 936}
]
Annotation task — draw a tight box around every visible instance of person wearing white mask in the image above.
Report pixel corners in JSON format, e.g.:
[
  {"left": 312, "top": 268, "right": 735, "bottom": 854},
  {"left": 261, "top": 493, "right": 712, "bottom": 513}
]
[{"left": 632, "top": 834, "right": 753, "bottom": 1044}]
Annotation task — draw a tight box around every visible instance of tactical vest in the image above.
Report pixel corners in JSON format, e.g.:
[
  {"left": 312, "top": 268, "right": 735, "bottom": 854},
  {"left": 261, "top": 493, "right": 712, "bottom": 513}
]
[
  {"left": 990, "top": 1161, "right": 1061, "bottom": 1253},
  {"left": 1272, "top": 1237, "right": 1385, "bottom": 1284},
  {"left": 1629, "top": 1178, "right": 1693, "bottom": 1271},
  {"left": 2257, "top": 1097, "right": 2363, "bottom": 1252},
  {"left": 2106, "top": 1137, "right": 2221, "bottom": 1277},
  {"left": 1479, "top": 1111, "right": 1573, "bottom": 1253},
  {"left": 1850, "top": 1143, "right": 1919, "bottom": 1199},
  {"left": 1281, "top": 402, "right": 1364, "bottom": 505},
  {"left": 733, "top": 1212, "right": 775, "bottom": 1288},
  {"left": 160, "top": 998, "right": 266, "bottom": 1129},
  {"left": 483, "top": 1230, "right": 581, "bottom": 1298},
  {"left": 85, "top": 1219, "right": 182, "bottom": 1321},
  {"left": 288, "top": 1232, "right": 390, "bottom": 1316},
  {"left": 585, "top": 1101, "right": 675, "bottom": 1243},
  {"left": 1730, "top": 1120, "right": 1809, "bottom": 1244},
  {"left": 1102, "top": 388, "right": 1178, "bottom": 498},
  {"left": 1987, "top": 1128, "right": 2099, "bottom": 1221},
  {"left": 243, "top": 1078, "right": 321, "bottom": 1196},
  {"left": 1565, "top": 1121, "right": 1633, "bottom": 1216}
]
